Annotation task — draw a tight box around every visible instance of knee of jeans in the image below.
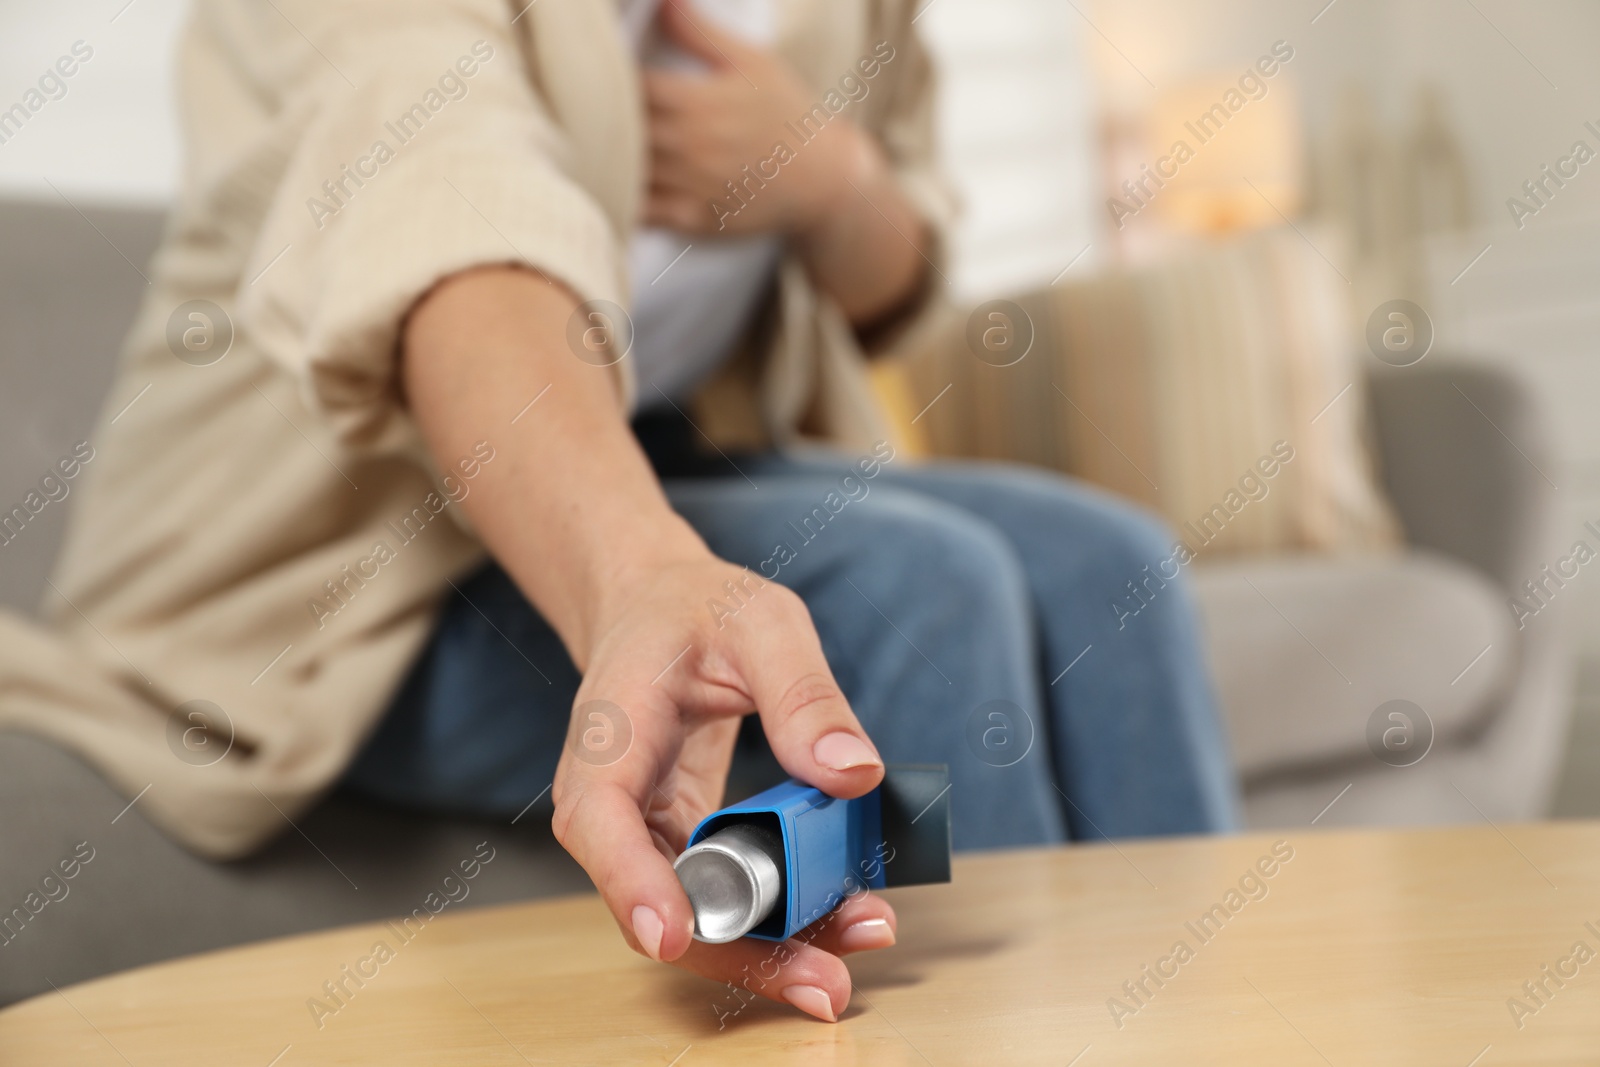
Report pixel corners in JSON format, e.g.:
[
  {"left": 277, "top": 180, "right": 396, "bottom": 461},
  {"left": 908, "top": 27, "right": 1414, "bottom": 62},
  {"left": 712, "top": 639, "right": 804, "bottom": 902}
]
[
  {"left": 1047, "top": 492, "right": 1185, "bottom": 605},
  {"left": 1105, "top": 502, "right": 1182, "bottom": 574},
  {"left": 857, "top": 490, "right": 1031, "bottom": 624},
  {"left": 956, "top": 462, "right": 1180, "bottom": 578}
]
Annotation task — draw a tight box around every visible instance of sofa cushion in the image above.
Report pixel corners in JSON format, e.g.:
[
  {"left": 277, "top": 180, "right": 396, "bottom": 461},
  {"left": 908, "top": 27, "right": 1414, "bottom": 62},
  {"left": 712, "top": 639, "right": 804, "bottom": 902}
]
[
  {"left": 1190, "top": 552, "right": 1515, "bottom": 777},
  {"left": 0, "top": 200, "right": 165, "bottom": 615},
  {"left": 896, "top": 227, "right": 1403, "bottom": 558},
  {"left": 0, "top": 732, "right": 588, "bottom": 1007}
]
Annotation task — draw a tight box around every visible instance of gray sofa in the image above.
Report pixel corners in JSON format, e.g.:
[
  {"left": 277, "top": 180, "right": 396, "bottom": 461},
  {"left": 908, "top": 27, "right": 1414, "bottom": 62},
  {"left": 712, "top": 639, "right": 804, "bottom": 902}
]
[
  {"left": 1199, "top": 362, "right": 1571, "bottom": 829},
  {"left": 0, "top": 200, "right": 1571, "bottom": 1007}
]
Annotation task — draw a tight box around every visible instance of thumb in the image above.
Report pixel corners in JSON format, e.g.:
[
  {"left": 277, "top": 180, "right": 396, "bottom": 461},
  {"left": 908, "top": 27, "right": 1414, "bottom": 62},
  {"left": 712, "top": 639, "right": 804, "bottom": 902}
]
[
  {"left": 658, "top": 0, "right": 754, "bottom": 72},
  {"left": 729, "top": 586, "right": 884, "bottom": 799}
]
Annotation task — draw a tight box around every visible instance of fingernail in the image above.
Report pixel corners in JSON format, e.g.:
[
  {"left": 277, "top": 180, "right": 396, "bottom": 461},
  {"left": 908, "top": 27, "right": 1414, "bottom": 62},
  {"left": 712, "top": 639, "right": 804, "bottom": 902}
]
[
  {"left": 838, "top": 917, "right": 896, "bottom": 953},
  {"left": 814, "top": 731, "right": 881, "bottom": 772},
  {"left": 632, "top": 904, "right": 664, "bottom": 961},
  {"left": 781, "top": 983, "right": 838, "bottom": 1023}
]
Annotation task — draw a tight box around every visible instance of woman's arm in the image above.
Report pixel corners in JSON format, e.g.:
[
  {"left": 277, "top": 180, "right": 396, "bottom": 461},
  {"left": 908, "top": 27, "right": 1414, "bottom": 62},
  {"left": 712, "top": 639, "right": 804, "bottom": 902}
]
[
  {"left": 403, "top": 266, "right": 702, "bottom": 663},
  {"left": 401, "top": 265, "right": 897, "bottom": 1021},
  {"left": 790, "top": 121, "right": 932, "bottom": 329}
]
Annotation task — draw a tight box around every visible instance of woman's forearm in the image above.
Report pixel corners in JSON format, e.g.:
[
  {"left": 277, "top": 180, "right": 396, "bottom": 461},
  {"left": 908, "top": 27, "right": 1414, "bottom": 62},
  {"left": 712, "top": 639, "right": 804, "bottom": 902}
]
[
  {"left": 793, "top": 123, "right": 931, "bottom": 330},
  {"left": 401, "top": 265, "right": 709, "bottom": 669}
]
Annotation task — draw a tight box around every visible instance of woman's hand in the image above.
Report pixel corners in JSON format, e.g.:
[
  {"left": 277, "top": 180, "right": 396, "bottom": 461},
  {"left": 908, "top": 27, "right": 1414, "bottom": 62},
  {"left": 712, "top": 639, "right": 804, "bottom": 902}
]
[
  {"left": 641, "top": 1, "right": 933, "bottom": 328},
  {"left": 551, "top": 553, "right": 897, "bottom": 1022},
  {"left": 642, "top": 0, "right": 871, "bottom": 237},
  {"left": 405, "top": 270, "right": 899, "bottom": 1020}
]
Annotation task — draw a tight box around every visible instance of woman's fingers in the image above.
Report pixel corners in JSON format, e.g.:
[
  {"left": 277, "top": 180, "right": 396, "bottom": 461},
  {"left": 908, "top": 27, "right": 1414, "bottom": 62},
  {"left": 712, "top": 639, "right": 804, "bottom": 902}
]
[
  {"left": 645, "top": 141, "right": 698, "bottom": 194},
  {"left": 674, "top": 935, "right": 855, "bottom": 1022},
  {"left": 642, "top": 68, "right": 706, "bottom": 114},
  {"left": 726, "top": 586, "right": 884, "bottom": 799},
  {"left": 798, "top": 891, "right": 898, "bottom": 957},
  {"left": 673, "top": 893, "right": 897, "bottom": 1022},
  {"left": 643, "top": 189, "right": 706, "bottom": 233},
  {"left": 550, "top": 773, "right": 697, "bottom": 963}
]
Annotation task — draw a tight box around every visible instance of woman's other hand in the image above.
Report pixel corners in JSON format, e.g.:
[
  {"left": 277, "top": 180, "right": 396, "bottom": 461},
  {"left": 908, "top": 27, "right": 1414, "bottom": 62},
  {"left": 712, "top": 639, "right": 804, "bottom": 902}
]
[
  {"left": 641, "top": 0, "right": 874, "bottom": 238},
  {"left": 640, "top": 1, "right": 931, "bottom": 327}
]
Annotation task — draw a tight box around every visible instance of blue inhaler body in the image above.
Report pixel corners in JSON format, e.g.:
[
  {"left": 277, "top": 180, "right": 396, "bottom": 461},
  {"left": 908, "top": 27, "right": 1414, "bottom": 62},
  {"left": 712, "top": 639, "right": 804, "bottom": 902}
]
[{"left": 674, "top": 764, "right": 952, "bottom": 943}]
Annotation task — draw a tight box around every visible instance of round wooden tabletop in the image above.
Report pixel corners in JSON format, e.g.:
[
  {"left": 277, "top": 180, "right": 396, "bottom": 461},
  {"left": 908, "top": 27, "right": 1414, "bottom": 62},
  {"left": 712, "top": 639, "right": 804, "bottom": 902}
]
[{"left": 4, "top": 822, "right": 1599, "bottom": 1065}]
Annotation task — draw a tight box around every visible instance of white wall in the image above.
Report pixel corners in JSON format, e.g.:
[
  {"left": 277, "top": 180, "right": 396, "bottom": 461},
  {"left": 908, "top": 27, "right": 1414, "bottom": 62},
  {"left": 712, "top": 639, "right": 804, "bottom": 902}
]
[
  {"left": 1082, "top": 0, "right": 1600, "bottom": 231},
  {"left": 918, "top": 0, "right": 1101, "bottom": 299},
  {"left": 1379, "top": 0, "right": 1600, "bottom": 232},
  {"left": 0, "top": 0, "right": 187, "bottom": 205}
]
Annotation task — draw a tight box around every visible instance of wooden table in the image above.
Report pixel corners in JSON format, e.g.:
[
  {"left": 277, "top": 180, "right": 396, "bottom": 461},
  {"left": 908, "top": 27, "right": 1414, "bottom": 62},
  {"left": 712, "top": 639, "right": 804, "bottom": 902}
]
[{"left": 5, "top": 823, "right": 1600, "bottom": 1065}]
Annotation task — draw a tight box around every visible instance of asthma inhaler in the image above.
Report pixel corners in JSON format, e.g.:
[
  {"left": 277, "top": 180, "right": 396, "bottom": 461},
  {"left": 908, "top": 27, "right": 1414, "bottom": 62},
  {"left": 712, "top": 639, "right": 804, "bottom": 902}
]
[{"left": 673, "top": 764, "right": 952, "bottom": 943}]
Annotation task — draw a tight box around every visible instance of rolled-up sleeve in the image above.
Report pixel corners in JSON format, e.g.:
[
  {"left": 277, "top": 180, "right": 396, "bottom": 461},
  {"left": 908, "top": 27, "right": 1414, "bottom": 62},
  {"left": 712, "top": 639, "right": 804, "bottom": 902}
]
[{"left": 229, "top": 0, "right": 632, "bottom": 449}]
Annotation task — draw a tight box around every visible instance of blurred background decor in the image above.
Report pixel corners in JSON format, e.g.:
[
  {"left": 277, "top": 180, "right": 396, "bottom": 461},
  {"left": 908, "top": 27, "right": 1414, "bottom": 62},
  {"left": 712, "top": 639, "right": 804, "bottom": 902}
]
[{"left": 897, "top": 227, "right": 1569, "bottom": 829}]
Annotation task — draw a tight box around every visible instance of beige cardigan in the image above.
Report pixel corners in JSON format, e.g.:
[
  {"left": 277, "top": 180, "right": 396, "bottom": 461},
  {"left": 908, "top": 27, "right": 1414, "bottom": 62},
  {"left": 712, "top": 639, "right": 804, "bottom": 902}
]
[{"left": 1, "top": 0, "right": 950, "bottom": 858}]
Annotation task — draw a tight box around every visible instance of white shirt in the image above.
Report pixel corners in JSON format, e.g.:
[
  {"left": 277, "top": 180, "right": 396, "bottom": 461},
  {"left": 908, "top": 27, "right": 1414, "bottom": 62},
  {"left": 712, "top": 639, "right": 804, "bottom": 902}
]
[{"left": 619, "top": 0, "right": 786, "bottom": 409}]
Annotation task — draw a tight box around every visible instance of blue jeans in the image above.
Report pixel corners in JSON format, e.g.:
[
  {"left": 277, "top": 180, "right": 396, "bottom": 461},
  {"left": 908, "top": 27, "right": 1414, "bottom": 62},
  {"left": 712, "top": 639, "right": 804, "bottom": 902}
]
[{"left": 344, "top": 449, "right": 1239, "bottom": 848}]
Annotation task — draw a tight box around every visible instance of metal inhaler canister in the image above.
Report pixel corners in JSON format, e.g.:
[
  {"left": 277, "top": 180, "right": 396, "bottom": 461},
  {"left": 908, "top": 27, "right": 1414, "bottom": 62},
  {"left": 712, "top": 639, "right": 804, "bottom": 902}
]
[
  {"left": 672, "top": 822, "right": 783, "bottom": 944},
  {"left": 673, "top": 764, "right": 952, "bottom": 943}
]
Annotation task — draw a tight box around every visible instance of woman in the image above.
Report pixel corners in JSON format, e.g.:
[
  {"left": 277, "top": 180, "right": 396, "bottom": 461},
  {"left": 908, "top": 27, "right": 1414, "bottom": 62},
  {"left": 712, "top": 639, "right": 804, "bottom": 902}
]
[{"left": 3, "top": 0, "right": 1235, "bottom": 1022}]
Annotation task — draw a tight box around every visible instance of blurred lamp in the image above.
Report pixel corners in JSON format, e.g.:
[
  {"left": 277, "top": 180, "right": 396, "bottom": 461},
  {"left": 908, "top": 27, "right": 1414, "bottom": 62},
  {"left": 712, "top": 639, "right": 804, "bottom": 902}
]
[{"left": 1144, "top": 73, "right": 1305, "bottom": 235}]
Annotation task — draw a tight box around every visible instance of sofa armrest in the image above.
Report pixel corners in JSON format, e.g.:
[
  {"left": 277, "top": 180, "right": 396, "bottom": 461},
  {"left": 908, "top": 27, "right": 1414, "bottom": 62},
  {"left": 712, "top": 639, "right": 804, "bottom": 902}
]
[{"left": 1366, "top": 357, "right": 1562, "bottom": 596}]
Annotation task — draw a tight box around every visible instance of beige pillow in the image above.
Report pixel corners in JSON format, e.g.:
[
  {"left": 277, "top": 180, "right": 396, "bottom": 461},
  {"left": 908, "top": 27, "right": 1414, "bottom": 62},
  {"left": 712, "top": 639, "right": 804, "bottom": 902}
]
[{"left": 893, "top": 228, "right": 1401, "bottom": 558}]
